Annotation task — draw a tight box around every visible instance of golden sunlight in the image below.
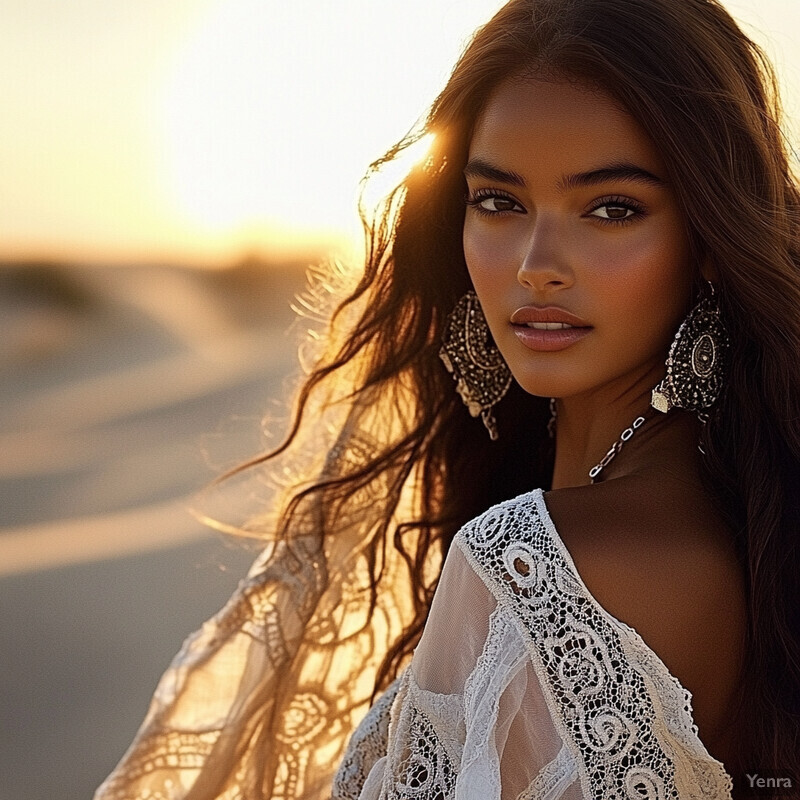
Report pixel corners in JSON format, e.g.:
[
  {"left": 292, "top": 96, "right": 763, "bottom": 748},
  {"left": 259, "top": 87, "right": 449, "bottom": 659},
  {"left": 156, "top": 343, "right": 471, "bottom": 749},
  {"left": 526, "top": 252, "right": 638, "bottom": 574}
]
[
  {"left": 156, "top": 0, "right": 502, "bottom": 259},
  {"left": 0, "top": 0, "right": 796, "bottom": 266}
]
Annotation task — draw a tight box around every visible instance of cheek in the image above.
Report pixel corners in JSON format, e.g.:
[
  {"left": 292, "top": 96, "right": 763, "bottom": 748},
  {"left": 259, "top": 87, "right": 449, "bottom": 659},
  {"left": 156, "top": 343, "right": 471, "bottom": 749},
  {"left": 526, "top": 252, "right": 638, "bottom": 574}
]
[
  {"left": 463, "top": 224, "right": 497, "bottom": 281},
  {"left": 462, "top": 225, "right": 507, "bottom": 316},
  {"left": 462, "top": 220, "right": 526, "bottom": 297},
  {"left": 588, "top": 231, "right": 692, "bottom": 343}
]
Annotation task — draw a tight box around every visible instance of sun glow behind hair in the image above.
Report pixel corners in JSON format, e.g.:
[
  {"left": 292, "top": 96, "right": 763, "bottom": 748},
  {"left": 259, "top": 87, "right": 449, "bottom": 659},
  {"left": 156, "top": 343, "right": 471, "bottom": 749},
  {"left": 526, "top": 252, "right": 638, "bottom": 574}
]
[
  {"left": 157, "top": 0, "right": 504, "bottom": 264},
  {"left": 0, "top": 0, "right": 797, "bottom": 266}
]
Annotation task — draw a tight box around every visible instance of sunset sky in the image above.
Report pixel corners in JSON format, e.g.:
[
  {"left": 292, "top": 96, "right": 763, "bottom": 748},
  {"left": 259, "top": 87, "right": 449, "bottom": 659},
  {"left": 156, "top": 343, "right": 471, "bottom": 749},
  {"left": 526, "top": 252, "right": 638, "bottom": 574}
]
[{"left": 2, "top": 0, "right": 799, "bottom": 268}]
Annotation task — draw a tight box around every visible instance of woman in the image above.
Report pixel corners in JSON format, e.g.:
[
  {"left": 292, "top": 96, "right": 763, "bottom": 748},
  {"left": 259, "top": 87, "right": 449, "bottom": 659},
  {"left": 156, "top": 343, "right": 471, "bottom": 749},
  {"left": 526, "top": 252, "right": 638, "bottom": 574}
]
[{"left": 95, "top": 0, "right": 800, "bottom": 798}]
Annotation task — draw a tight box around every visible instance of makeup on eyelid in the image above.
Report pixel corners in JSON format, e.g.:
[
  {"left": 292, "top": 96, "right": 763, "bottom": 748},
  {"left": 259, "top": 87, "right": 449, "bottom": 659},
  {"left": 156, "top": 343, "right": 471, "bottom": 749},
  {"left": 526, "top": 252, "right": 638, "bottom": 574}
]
[{"left": 465, "top": 189, "right": 646, "bottom": 223}]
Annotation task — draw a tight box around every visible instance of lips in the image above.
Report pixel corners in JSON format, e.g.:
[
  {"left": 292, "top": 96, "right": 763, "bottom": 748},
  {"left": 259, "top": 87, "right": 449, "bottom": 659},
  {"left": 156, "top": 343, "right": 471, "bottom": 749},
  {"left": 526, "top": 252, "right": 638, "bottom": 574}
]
[
  {"left": 510, "top": 306, "right": 592, "bottom": 352},
  {"left": 510, "top": 306, "right": 590, "bottom": 327},
  {"left": 521, "top": 321, "right": 575, "bottom": 330}
]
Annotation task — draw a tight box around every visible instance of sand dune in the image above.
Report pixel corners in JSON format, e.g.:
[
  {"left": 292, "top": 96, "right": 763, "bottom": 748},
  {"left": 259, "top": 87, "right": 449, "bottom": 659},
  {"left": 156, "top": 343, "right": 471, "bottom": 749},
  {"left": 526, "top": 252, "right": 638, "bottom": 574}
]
[
  {"left": 0, "top": 494, "right": 210, "bottom": 578},
  {"left": 0, "top": 262, "right": 305, "bottom": 800},
  {"left": 7, "top": 327, "right": 295, "bottom": 433}
]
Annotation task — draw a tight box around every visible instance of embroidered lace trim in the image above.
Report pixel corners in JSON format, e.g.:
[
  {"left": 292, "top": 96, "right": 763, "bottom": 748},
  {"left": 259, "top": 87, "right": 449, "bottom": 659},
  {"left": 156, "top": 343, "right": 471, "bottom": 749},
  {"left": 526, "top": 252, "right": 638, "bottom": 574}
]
[
  {"left": 332, "top": 678, "right": 402, "bottom": 800},
  {"left": 456, "top": 489, "right": 734, "bottom": 800},
  {"left": 337, "top": 489, "right": 734, "bottom": 800},
  {"left": 519, "top": 743, "right": 578, "bottom": 800}
]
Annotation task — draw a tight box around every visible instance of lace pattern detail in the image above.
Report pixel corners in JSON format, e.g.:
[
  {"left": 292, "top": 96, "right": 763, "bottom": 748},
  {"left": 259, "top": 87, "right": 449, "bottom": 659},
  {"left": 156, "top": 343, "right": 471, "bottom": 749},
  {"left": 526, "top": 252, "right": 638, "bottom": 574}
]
[
  {"left": 521, "top": 743, "right": 577, "bottom": 800},
  {"left": 406, "top": 671, "right": 465, "bottom": 770},
  {"left": 98, "top": 730, "right": 222, "bottom": 797},
  {"left": 378, "top": 668, "right": 460, "bottom": 799},
  {"left": 455, "top": 489, "right": 734, "bottom": 800},
  {"left": 332, "top": 678, "right": 402, "bottom": 800},
  {"left": 457, "top": 605, "right": 529, "bottom": 797}
]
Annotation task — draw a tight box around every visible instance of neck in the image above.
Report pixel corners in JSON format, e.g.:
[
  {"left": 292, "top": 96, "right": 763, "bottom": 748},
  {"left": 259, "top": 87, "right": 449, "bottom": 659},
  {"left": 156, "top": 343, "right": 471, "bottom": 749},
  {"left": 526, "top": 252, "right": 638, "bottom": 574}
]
[{"left": 550, "top": 396, "right": 702, "bottom": 490}]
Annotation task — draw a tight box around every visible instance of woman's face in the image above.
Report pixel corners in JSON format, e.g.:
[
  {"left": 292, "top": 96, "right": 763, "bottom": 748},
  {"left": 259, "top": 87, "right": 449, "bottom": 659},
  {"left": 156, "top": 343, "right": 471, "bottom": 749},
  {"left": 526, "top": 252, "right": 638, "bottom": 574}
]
[{"left": 463, "top": 77, "right": 694, "bottom": 403}]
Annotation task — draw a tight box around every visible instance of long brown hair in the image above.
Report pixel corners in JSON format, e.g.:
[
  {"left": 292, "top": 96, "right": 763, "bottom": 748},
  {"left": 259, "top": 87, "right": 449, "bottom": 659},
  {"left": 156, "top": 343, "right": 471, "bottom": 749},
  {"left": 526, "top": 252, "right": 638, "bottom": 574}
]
[{"left": 229, "top": 0, "right": 800, "bottom": 791}]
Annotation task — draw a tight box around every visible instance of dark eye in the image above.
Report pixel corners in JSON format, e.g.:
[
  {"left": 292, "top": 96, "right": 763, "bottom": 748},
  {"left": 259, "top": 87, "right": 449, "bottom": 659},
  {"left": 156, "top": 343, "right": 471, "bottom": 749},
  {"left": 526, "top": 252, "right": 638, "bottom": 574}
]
[
  {"left": 591, "top": 204, "right": 636, "bottom": 220},
  {"left": 586, "top": 195, "right": 646, "bottom": 224},
  {"left": 480, "top": 196, "right": 520, "bottom": 212},
  {"left": 466, "top": 192, "right": 525, "bottom": 215}
]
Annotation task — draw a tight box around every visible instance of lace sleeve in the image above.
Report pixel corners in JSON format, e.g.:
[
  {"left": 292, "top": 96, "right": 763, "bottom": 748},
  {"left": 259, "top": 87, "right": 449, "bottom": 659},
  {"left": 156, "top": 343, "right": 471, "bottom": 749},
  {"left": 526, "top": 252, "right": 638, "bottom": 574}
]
[
  {"left": 331, "top": 676, "right": 402, "bottom": 800},
  {"left": 92, "top": 535, "right": 335, "bottom": 800},
  {"left": 93, "top": 524, "right": 416, "bottom": 800},
  {"left": 92, "top": 405, "right": 429, "bottom": 800},
  {"left": 372, "top": 538, "right": 584, "bottom": 800},
  {"left": 359, "top": 490, "right": 734, "bottom": 800},
  {"left": 455, "top": 489, "right": 734, "bottom": 800}
]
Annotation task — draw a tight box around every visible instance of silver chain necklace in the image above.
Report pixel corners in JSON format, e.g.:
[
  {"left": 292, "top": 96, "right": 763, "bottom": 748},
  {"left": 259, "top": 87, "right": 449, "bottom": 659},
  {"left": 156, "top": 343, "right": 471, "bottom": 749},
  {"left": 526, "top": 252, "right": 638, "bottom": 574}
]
[
  {"left": 588, "top": 414, "right": 649, "bottom": 483},
  {"left": 549, "top": 400, "right": 652, "bottom": 483}
]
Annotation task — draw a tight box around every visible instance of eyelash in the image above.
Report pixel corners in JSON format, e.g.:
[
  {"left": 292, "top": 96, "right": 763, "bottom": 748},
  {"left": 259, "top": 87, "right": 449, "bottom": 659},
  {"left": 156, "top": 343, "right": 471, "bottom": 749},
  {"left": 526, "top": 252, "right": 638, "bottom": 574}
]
[
  {"left": 464, "top": 190, "right": 646, "bottom": 225},
  {"left": 464, "top": 189, "right": 522, "bottom": 217},
  {"left": 586, "top": 195, "right": 646, "bottom": 225}
]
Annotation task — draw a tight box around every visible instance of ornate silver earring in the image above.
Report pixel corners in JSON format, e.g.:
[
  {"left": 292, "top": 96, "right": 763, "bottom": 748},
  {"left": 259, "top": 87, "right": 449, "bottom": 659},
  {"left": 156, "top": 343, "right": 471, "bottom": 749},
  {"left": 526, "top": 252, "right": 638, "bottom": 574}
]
[
  {"left": 439, "top": 290, "right": 512, "bottom": 440},
  {"left": 651, "top": 281, "right": 729, "bottom": 417}
]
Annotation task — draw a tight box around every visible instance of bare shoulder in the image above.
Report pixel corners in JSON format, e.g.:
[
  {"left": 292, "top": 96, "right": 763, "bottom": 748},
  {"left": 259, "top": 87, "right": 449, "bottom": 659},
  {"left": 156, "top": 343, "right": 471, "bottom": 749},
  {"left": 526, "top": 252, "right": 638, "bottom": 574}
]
[{"left": 542, "top": 477, "right": 747, "bottom": 766}]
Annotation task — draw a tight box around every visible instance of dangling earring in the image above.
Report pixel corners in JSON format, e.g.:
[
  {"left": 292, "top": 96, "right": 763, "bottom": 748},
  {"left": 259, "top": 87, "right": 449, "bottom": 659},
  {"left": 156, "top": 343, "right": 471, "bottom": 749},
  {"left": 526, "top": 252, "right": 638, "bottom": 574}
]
[
  {"left": 439, "top": 290, "right": 512, "bottom": 440},
  {"left": 651, "top": 281, "right": 729, "bottom": 417}
]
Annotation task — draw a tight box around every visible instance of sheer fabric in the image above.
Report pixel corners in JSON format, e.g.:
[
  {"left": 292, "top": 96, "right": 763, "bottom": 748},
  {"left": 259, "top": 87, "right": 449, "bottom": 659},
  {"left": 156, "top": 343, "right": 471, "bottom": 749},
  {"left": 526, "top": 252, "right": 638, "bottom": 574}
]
[
  {"left": 332, "top": 489, "right": 734, "bottom": 800},
  {"left": 93, "top": 392, "right": 425, "bottom": 800},
  {"left": 95, "top": 488, "right": 734, "bottom": 800}
]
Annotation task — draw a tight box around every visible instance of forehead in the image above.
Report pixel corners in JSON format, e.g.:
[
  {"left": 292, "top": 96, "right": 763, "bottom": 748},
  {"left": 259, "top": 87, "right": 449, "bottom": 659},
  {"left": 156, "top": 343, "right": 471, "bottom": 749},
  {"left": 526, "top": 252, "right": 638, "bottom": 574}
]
[{"left": 469, "top": 77, "right": 666, "bottom": 177}]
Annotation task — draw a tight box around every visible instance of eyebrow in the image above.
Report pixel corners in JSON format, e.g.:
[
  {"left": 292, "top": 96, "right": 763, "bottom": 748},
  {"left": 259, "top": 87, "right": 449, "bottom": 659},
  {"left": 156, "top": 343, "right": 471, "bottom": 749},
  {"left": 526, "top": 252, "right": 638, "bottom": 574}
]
[
  {"left": 560, "top": 163, "right": 668, "bottom": 191},
  {"left": 463, "top": 158, "right": 526, "bottom": 187},
  {"left": 463, "top": 157, "right": 667, "bottom": 191}
]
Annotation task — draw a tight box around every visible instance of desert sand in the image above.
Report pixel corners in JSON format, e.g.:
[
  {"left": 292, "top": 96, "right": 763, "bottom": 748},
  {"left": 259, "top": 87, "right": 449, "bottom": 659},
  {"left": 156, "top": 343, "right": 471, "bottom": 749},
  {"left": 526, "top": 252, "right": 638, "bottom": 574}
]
[{"left": 0, "top": 261, "right": 309, "bottom": 800}]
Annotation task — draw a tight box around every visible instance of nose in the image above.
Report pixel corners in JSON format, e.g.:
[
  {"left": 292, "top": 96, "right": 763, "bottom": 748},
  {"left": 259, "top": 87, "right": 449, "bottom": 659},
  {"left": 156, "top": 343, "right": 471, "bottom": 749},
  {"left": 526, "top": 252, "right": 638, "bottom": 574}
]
[{"left": 517, "top": 219, "right": 573, "bottom": 291}]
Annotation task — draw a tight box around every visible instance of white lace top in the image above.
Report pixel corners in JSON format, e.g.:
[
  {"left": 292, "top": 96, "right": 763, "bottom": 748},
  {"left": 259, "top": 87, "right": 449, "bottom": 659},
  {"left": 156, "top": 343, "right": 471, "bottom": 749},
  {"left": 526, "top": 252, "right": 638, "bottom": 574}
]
[{"left": 331, "top": 489, "right": 734, "bottom": 800}]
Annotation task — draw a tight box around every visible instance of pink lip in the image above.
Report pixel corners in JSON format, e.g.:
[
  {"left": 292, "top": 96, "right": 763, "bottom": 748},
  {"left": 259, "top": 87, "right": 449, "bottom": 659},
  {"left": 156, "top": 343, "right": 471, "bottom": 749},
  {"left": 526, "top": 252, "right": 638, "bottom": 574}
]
[
  {"left": 513, "top": 326, "right": 592, "bottom": 351},
  {"left": 510, "top": 306, "right": 590, "bottom": 326},
  {"left": 510, "top": 305, "right": 592, "bottom": 352}
]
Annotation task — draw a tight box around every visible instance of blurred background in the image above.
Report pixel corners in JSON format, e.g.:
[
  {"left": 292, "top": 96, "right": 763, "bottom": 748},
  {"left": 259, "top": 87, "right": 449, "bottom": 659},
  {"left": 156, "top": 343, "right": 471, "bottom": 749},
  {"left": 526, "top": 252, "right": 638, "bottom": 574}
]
[{"left": 0, "top": 1, "right": 797, "bottom": 797}]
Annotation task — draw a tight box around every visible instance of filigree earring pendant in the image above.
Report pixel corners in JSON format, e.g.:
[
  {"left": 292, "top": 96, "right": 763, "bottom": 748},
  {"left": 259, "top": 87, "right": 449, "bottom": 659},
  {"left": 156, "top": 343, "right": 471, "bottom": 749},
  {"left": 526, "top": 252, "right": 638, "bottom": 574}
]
[
  {"left": 439, "top": 290, "right": 512, "bottom": 440},
  {"left": 651, "top": 281, "right": 729, "bottom": 417}
]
